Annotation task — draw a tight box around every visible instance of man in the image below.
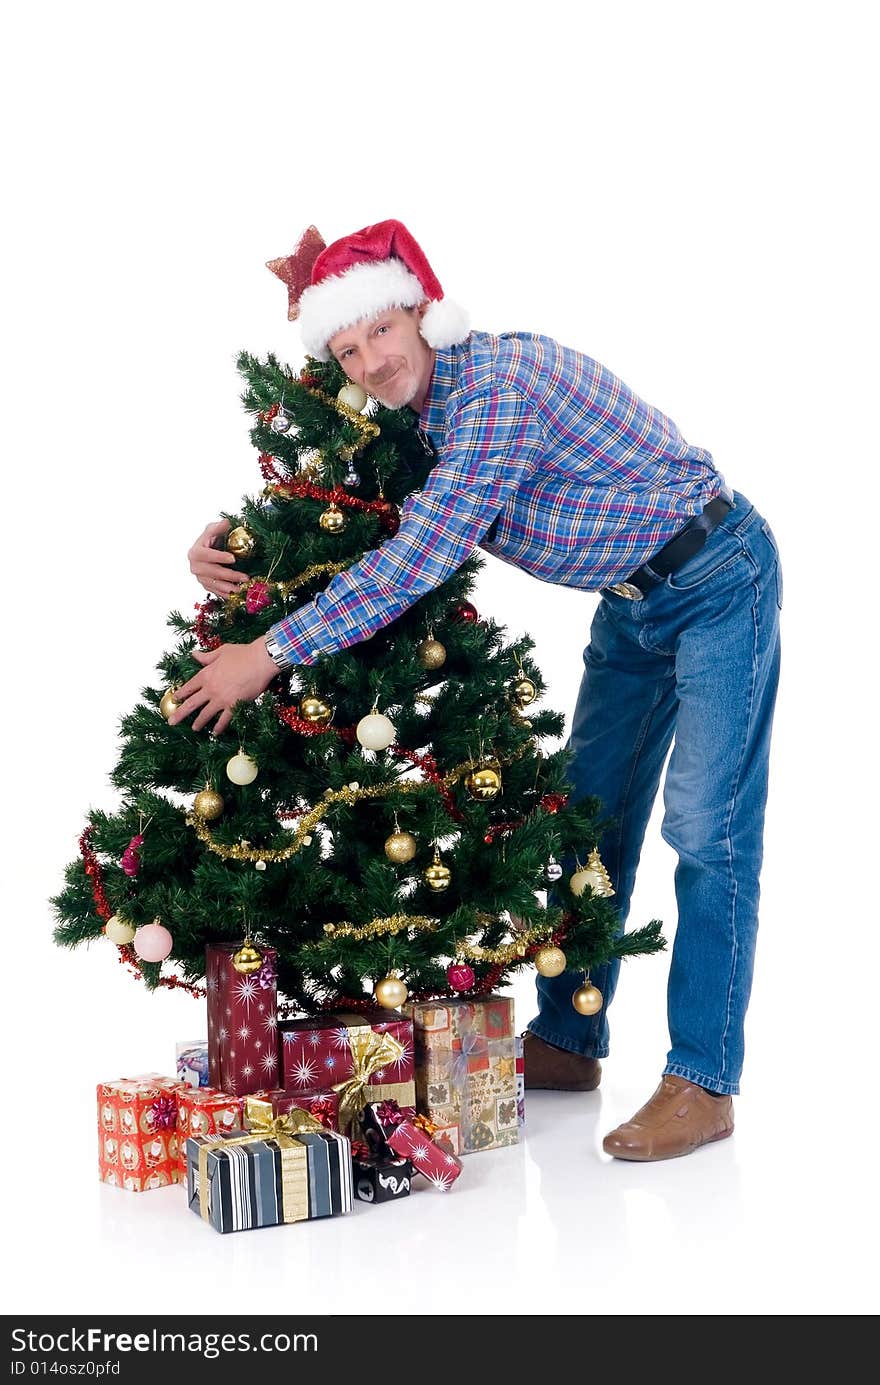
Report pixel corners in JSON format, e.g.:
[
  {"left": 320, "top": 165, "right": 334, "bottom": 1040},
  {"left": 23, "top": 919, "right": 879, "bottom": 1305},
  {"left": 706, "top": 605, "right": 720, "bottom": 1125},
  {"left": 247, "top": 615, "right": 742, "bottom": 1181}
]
[{"left": 175, "top": 219, "right": 782, "bottom": 1161}]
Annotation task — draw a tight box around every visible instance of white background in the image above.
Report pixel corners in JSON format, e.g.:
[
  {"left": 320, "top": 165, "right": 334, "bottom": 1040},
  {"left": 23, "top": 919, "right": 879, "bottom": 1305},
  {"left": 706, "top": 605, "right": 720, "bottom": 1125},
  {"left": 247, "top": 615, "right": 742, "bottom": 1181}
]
[{"left": 3, "top": 1, "right": 877, "bottom": 1317}]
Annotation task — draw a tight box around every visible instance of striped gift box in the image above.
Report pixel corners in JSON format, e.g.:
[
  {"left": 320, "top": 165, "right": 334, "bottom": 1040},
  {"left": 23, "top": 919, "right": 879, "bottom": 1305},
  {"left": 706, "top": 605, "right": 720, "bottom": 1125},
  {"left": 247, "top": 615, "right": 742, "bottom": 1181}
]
[{"left": 186, "top": 1128, "right": 352, "bottom": 1233}]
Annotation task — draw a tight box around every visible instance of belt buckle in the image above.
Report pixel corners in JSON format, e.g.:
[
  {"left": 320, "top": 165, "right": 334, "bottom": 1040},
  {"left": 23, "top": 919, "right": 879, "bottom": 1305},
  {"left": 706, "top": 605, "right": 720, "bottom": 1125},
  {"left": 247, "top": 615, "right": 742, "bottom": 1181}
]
[{"left": 607, "top": 581, "right": 643, "bottom": 600}]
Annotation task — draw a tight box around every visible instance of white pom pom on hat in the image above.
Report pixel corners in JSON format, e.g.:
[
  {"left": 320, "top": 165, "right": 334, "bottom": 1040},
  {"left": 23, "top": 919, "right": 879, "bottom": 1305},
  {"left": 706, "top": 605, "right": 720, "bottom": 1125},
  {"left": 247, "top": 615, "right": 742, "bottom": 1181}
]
[{"left": 267, "top": 219, "right": 469, "bottom": 361}]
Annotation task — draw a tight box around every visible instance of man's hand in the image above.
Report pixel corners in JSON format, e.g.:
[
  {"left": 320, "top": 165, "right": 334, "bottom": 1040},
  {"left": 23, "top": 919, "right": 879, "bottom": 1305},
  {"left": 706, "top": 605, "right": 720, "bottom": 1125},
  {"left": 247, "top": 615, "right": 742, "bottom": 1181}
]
[
  {"left": 168, "top": 638, "right": 278, "bottom": 735},
  {"left": 188, "top": 518, "right": 250, "bottom": 598}
]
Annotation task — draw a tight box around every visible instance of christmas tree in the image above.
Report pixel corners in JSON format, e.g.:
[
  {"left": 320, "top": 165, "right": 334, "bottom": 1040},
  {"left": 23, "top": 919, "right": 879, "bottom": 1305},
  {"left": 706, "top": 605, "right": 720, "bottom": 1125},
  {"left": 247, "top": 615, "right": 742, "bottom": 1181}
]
[{"left": 52, "top": 352, "right": 663, "bottom": 1016}]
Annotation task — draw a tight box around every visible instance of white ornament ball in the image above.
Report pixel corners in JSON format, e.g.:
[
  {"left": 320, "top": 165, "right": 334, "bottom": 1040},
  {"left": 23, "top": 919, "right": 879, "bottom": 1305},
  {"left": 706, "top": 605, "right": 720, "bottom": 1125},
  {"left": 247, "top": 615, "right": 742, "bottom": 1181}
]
[
  {"left": 133, "top": 921, "right": 173, "bottom": 962},
  {"left": 226, "top": 752, "right": 258, "bottom": 785},
  {"left": 105, "top": 915, "right": 136, "bottom": 945},
  {"left": 356, "top": 712, "right": 396, "bottom": 751},
  {"left": 337, "top": 382, "right": 368, "bottom": 412}
]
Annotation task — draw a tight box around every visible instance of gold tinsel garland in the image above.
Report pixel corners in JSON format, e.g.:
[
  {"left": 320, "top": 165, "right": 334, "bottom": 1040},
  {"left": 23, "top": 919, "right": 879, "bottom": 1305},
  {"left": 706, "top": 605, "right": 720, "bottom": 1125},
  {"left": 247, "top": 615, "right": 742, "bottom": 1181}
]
[
  {"left": 320, "top": 911, "right": 552, "bottom": 966},
  {"left": 224, "top": 560, "right": 352, "bottom": 615},
  {"left": 186, "top": 741, "right": 533, "bottom": 865},
  {"left": 311, "top": 388, "right": 381, "bottom": 451}
]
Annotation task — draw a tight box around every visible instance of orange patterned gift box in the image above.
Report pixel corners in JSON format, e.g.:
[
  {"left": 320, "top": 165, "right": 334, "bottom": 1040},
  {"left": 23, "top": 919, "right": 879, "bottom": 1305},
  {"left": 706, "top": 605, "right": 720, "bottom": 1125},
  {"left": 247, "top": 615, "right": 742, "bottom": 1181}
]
[
  {"left": 97, "top": 1076, "right": 186, "bottom": 1191},
  {"left": 175, "top": 1087, "right": 243, "bottom": 1176}
]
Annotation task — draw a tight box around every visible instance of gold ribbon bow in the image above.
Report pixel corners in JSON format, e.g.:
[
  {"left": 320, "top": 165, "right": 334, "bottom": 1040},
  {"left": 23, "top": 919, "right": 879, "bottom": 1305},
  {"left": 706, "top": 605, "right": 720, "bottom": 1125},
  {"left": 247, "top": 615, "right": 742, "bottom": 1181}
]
[
  {"left": 244, "top": 1097, "right": 324, "bottom": 1138},
  {"left": 197, "top": 1101, "right": 323, "bottom": 1226},
  {"left": 332, "top": 1026, "right": 405, "bottom": 1136}
]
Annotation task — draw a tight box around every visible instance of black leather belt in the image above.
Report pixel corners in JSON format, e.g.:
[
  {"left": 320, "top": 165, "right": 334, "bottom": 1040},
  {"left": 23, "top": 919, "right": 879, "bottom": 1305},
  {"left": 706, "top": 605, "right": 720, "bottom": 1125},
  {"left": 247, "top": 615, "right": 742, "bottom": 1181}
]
[{"left": 607, "top": 493, "right": 734, "bottom": 599}]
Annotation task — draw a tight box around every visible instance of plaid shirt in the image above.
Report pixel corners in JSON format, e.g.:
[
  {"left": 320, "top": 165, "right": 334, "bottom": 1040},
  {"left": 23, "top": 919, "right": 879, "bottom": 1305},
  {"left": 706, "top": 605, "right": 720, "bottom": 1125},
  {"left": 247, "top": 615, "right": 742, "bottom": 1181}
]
[{"left": 269, "top": 331, "right": 724, "bottom": 666}]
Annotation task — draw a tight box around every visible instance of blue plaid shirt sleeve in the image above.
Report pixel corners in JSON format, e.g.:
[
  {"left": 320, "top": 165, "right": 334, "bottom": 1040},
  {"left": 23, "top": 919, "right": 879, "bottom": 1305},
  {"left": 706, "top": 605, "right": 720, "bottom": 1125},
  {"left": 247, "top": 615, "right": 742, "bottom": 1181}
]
[{"left": 268, "top": 389, "right": 544, "bottom": 666}]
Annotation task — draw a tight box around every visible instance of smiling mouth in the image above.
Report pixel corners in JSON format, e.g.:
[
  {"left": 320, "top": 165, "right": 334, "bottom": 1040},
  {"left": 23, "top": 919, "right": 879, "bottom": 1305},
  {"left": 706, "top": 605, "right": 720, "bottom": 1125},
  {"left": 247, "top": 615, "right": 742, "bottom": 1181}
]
[{"left": 371, "top": 366, "right": 402, "bottom": 389}]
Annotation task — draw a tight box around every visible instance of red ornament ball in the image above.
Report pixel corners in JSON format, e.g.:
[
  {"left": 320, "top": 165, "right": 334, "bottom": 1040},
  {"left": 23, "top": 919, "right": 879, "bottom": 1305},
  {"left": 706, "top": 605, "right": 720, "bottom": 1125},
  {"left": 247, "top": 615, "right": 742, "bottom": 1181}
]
[
  {"left": 447, "top": 962, "right": 476, "bottom": 993},
  {"left": 453, "top": 601, "right": 478, "bottom": 623}
]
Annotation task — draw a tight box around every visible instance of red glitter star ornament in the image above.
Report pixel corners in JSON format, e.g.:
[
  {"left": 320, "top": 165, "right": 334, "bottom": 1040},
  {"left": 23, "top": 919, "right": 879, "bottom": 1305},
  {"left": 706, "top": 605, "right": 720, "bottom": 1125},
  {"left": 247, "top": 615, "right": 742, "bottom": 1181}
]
[{"left": 266, "top": 226, "right": 326, "bottom": 321}]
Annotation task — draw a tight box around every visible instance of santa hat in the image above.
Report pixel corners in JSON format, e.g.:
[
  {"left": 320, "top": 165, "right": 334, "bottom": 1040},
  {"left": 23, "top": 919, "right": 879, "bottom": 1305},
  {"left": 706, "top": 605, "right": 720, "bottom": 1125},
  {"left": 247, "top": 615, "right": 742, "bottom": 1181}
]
[{"left": 267, "top": 220, "right": 469, "bottom": 361}]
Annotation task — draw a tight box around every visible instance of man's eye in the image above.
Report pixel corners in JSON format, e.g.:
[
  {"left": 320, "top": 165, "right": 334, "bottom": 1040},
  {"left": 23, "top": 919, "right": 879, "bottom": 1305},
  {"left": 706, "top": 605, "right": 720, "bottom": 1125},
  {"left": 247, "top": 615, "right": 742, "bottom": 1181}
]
[{"left": 376, "top": 324, "right": 389, "bottom": 335}]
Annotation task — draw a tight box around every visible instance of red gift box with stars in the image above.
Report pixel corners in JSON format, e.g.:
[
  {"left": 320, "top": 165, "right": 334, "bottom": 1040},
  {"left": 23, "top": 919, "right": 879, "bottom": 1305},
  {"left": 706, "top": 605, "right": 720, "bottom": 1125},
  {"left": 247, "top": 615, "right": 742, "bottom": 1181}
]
[
  {"left": 206, "top": 944, "right": 279, "bottom": 1098},
  {"left": 277, "top": 1010, "right": 415, "bottom": 1128},
  {"left": 385, "top": 1116, "right": 463, "bottom": 1193}
]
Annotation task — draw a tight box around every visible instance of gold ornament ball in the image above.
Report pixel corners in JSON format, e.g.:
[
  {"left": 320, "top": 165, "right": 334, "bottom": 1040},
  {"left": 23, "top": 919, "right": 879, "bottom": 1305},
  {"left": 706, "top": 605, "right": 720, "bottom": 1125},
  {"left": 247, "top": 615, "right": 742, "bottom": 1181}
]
[
  {"left": 465, "top": 765, "right": 502, "bottom": 801},
  {"left": 337, "top": 382, "right": 368, "bottom": 412},
  {"left": 105, "top": 915, "right": 136, "bottom": 945},
  {"left": 374, "top": 975, "right": 409, "bottom": 1009},
  {"left": 572, "top": 982, "right": 604, "bottom": 1016},
  {"left": 159, "top": 688, "right": 180, "bottom": 720},
  {"left": 232, "top": 942, "right": 264, "bottom": 975},
  {"left": 535, "top": 945, "right": 567, "bottom": 978},
  {"left": 424, "top": 860, "right": 452, "bottom": 892},
  {"left": 299, "top": 694, "right": 333, "bottom": 725},
  {"left": 319, "top": 503, "right": 347, "bottom": 533},
  {"left": 226, "top": 525, "right": 256, "bottom": 557},
  {"left": 513, "top": 676, "right": 537, "bottom": 707},
  {"left": 384, "top": 830, "right": 418, "bottom": 863},
  {"left": 417, "top": 637, "right": 447, "bottom": 670},
  {"left": 569, "top": 868, "right": 598, "bottom": 897},
  {"left": 193, "top": 787, "right": 224, "bottom": 820},
  {"left": 226, "top": 751, "right": 259, "bottom": 785}
]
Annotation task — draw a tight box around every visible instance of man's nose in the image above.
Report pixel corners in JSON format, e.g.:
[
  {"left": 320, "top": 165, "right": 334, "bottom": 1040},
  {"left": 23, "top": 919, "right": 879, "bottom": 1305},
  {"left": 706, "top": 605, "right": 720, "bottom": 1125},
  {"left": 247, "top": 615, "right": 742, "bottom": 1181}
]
[{"left": 361, "top": 340, "right": 388, "bottom": 376}]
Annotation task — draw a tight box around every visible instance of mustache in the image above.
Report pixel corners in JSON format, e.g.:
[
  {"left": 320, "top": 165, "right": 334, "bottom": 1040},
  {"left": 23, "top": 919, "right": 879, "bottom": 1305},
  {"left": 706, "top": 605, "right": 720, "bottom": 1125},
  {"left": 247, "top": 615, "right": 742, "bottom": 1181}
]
[{"left": 366, "top": 358, "right": 405, "bottom": 389}]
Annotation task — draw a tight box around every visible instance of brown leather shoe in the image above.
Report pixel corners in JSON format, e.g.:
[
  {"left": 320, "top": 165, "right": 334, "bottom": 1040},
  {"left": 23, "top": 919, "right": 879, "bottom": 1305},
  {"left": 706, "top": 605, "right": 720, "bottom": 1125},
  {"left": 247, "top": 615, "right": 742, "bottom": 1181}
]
[
  {"left": 603, "top": 1074, "right": 733, "bottom": 1161},
  {"left": 522, "top": 1031, "right": 601, "bottom": 1091}
]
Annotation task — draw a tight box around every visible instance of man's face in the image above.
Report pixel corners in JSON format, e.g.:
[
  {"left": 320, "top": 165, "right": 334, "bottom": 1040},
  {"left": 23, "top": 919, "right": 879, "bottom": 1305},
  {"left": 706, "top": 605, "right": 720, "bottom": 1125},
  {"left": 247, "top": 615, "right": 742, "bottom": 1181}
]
[{"left": 328, "top": 305, "right": 435, "bottom": 412}]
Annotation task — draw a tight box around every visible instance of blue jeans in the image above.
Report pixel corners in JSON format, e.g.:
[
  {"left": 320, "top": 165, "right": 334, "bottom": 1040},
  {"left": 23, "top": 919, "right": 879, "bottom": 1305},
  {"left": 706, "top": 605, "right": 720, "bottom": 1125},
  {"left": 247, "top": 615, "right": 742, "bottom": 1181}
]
[{"left": 528, "top": 492, "right": 781, "bottom": 1095}]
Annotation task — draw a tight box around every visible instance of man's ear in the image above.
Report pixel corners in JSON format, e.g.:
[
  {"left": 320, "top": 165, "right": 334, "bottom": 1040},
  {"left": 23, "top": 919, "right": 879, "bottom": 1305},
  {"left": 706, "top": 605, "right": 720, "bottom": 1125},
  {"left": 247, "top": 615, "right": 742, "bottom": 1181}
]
[{"left": 414, "top": 300, "right": 430, "bottom": 321}]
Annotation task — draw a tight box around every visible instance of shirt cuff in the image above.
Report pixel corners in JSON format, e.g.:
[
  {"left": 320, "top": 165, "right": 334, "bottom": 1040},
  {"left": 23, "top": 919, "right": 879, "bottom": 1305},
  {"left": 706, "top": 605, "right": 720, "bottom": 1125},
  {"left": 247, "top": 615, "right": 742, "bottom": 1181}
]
[{"left": 267, "top": 610, "right": 328, "bottom": 667}]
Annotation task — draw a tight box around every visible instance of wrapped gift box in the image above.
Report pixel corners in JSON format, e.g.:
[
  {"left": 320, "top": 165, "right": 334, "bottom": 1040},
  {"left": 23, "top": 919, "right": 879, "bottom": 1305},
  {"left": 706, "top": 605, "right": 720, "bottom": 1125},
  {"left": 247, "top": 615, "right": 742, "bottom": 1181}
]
[
  {"left": 206, "top": 944, "right": 279, "bottom": 1097},
  {"left": 246, "top": 1087, "right": 339, "bottom": 1131},
  {"left": 514, "top": 1033, "right": 526, "bottom": 1127},
  {"left": 175, "top": 1087, "right": 242, "bottom": 1175},
  {"left": 408, "top": 997, "right": 519, "bottom": 1154},
  {"left": 97, "top": 1076, "right": 185, "bottom": 1191},
  {"left": 352, "top": 1151, "right": 413, "bottom": 1204},
  {"left": 278, "top": 1010, "right": 414, "bottom": 1135},
  {"left": 385, "top": 1119, "right": 462, "bottom": 1192},
  {"left": 176, "top": 1040, "right": 210, "bottom": 1089},
  {"left": 186, "top": 1122, "right": 352, "bottom": 1233}
]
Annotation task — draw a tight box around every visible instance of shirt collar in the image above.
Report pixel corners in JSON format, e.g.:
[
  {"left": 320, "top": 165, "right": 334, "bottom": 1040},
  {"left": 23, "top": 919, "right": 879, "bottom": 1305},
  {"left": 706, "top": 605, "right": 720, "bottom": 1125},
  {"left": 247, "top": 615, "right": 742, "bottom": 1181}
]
[{"left": 418, "top": 345, "right": 462, "bottom": 442}]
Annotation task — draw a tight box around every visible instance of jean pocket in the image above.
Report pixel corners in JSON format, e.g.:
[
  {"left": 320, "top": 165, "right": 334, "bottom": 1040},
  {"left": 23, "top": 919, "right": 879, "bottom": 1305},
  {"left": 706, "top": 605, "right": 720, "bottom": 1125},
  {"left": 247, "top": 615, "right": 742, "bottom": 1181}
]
[{"left": 665, "top": 532, "right": 744, "bottom": 591}]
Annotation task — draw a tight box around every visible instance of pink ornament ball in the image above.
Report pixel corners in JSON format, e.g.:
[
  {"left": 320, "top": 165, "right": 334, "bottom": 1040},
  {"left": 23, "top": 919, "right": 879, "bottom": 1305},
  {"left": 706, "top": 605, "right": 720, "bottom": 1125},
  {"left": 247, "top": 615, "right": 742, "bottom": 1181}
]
[
  {"left": 446, "top": 962, "right": 476, "bottom": 993},
  {"left": 133, "top": 921, "right": 173, "bottom": 962}
]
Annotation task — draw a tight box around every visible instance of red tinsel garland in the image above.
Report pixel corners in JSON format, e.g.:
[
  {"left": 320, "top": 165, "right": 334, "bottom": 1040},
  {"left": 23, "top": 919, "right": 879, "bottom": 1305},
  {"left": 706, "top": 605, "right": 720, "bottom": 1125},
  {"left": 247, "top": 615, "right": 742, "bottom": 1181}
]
[
  {"left": 192, "top": 598, "right": 223, "bottom": 651},
  {"left": 258, "top": 456, "right": 399, "bottom": 534},
  {"left": 79, "top": 826, "right": 112, "bottom": 921}
]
